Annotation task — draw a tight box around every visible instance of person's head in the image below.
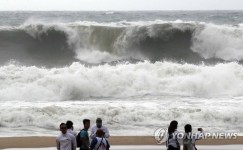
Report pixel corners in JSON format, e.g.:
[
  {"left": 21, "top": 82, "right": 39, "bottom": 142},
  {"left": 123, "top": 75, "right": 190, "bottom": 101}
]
[
  {"left": 184, "top": 124, "right": 192, "bottom": 133},
  {"left": 96, "top": 129, "right": 104, "bottom": 137},
  {"left": 96, "top": 118, "right": 102, "bottom": 128},
  {"left": 168, "top": 120, "right": 178, "bottom": 135},
  {"left": 66, "top": 120, "right": 73, "bottom": 130},
  {"left": 59, "top": 123, "right": 67, "bottom": 134},
  {"left": 83, "top": 119, "right": 90, "bottom": 130}
]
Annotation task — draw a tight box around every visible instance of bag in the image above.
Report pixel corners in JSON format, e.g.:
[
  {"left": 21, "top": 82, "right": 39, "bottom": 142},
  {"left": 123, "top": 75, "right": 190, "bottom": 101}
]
[
  {"left": 96, "top": 137, "right": 103, "bottom": 150},
  {"left": 76, "top": 129, "right": 85, "bottom": 148},
  {"left": 95, "top": 137, "right": 110, "bottom": 150}
]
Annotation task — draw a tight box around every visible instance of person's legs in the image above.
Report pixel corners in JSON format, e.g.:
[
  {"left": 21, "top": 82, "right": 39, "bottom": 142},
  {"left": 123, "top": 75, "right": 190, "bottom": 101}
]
[{"left": 168, "top": 145, "right": 180, "bottom": 150}]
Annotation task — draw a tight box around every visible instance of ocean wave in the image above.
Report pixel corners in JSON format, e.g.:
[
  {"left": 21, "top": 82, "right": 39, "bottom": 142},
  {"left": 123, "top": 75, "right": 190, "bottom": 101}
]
[
  {"left": 0, "top": 99, "right": 242, "bottom": 134},
  {"left": 1, "top": 21, "right": 243, "bottom": 66},
  {"left": 0, "top": 61, "right": 243, "bottom": 101}
]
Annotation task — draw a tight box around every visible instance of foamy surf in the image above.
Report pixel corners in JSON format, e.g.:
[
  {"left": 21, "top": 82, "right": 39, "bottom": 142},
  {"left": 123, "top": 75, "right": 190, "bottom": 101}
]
[
  {"left": 1, "top": 11, "right": 243, "bottom": 137},
  {"left": 1, "top": 61, "right": 243, "bottom": 101}
]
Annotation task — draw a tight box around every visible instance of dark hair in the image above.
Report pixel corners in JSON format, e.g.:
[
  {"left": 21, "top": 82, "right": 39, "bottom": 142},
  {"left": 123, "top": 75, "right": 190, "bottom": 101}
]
[
  {"left": 96, "top": 118, "right": 102, "bottom": 123},
  {"left": 184, "top": 124, "right": 192, "bottom": 133},
  {"left": 66, "top": 120, "right": 73, "bottom": 129},
  {"left": 96, "top": 129, "right": 104, "bottom": 137},
  {"left": 168, "top": 120, "right": 178, "bottom": 135},
  {"left": 59, "top": 123, "right": 66, "bottom": 128},
  {"left": 83, "top": 119, "right": 90, "bottom": 125}
]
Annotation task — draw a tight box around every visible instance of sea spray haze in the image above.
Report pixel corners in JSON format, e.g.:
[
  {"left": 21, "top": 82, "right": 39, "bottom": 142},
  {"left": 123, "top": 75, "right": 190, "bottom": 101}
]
[{"left": 0, "top": 11, "right": 243, "bottom": 136}]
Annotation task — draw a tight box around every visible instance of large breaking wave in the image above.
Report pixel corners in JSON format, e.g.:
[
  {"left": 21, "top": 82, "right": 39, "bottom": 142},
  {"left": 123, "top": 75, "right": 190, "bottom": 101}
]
[
  {"left": 1, "top": 61, "right": 243, "bottom": 101},
  {"left": 1, "top": 20, "right": 243, "bottom": 135},
  {"left": 1, "top": 20, "right": 243, "bottom": 66},
  {"left": 1, "top": 61, "right": 243, "bottom": 134}
]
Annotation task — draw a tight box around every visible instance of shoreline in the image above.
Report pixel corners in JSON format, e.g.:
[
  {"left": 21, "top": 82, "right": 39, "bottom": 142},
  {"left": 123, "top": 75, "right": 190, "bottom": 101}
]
[{"left": 1, "top": 136, "right": 243, "bottom": 149}]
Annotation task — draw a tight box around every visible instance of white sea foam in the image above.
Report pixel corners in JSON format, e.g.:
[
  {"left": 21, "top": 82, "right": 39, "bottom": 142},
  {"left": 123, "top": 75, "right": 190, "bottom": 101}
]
[
  {"left": 1, "top": 61, "right": 243, "bottom": 101},
  {"left": 192, "top": 23, "right": 243, "bottom": 61},
  {"left": 1, "top": 19, "right": 243, "bottom": 136},
  {"left": 0, "top": 97, "right": 242, "bottom": 136},
  {"left": 0, "top": 61, "right": 243, "bottom": 135}
]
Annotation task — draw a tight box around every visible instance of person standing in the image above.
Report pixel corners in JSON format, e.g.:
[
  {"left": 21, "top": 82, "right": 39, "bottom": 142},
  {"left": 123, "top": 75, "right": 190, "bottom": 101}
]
[
  {"left": 56, "top": 123, "right": 77, "bottom": 150},
  {"left": 66, "top": 120, "right": 77, "bottom": 137},
  {"left": 90, "top": 129, "right": 110, "bottom": 150},
  {"left": 183, "top": 124, "right": 203, "bottom": 150},
  {"left": 90, "top": 118, "right": 110, "bottom": 139},
  {"left": 79, "top": 119, "right": 91, "bottom": 150},
  {"left": 166, "top": 120, "right": 180, "bottom": 150}
]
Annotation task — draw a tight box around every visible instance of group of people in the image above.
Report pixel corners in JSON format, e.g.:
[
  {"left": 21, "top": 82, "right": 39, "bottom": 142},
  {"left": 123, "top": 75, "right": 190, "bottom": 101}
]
[
  {"left": 166, "top": 120, "right": 204, "bottom": 150},
  {"left": 56, "top": 119, "right": 203, "bottom": 150},
  {"left": 56, "top": 118, "right": 110, "bottom": 150}
]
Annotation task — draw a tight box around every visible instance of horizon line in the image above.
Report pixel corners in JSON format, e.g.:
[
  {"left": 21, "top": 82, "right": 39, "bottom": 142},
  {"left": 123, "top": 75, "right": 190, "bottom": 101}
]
[{"left": 1, "top": 9, "right": 243, "bottom": 12}]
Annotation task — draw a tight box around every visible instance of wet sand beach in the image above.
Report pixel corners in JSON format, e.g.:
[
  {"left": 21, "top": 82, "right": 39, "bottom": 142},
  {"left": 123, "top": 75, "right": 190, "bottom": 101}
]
[{"left": 0, "top": 136, "right": 243, "bottom": 149}]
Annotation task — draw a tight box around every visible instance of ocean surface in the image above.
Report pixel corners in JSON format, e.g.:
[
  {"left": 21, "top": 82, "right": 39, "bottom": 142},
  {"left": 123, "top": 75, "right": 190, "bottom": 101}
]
[{"left": 0, "top": 11, "right": 243, "bottom": 137}]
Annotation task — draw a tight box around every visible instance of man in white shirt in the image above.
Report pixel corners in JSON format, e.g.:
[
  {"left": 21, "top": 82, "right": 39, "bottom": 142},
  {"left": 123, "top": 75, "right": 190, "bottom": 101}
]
[
  {"left": 56, "top": 123, "right": 77, "bottom": 150},
  {"left": 66, "top": 120, "right": 77, "bottom": 137},
  {"left": 90, "top": 118, "right": 110, "bottom": 139}
]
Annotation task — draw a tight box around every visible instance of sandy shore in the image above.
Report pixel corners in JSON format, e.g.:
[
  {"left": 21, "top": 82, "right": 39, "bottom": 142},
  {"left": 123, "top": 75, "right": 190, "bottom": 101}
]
[
  {"left": 0, "top": 136, "right": 243, "bottom": 149},
  {"left": 3, "top": 145, "right": 243, "bottom": 150}
]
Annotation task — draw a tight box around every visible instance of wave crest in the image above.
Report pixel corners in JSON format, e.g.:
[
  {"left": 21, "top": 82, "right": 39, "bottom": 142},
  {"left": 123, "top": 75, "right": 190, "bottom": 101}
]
[{"left": 1, "top": 21, "right": 243, "bottom": 66}]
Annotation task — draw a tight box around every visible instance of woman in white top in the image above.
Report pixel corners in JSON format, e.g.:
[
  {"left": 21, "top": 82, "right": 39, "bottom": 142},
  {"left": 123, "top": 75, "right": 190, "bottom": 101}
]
[
  {"left": 166, "top": 120, "right": 180, "bottom": 150},
  {"left": 183, "top": 124, "right": 203, "bottom": 150}
]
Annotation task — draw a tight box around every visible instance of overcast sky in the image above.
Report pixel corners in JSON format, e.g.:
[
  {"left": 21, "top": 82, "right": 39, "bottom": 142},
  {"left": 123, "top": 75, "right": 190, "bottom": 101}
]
[{"left": 0, "top": 0, "right": 243, "bottom": 11}]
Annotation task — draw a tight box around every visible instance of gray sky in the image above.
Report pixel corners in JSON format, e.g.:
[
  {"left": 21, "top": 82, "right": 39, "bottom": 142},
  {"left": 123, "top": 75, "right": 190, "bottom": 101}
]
[{"left": 0, "top": 0, "right": 243, "bottom": 11}]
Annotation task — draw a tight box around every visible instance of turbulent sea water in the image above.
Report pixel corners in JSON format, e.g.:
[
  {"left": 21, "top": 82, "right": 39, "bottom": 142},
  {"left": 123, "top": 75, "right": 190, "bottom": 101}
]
[{"left": 0, "top": 11, "right": 243, "bottom": 136}]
